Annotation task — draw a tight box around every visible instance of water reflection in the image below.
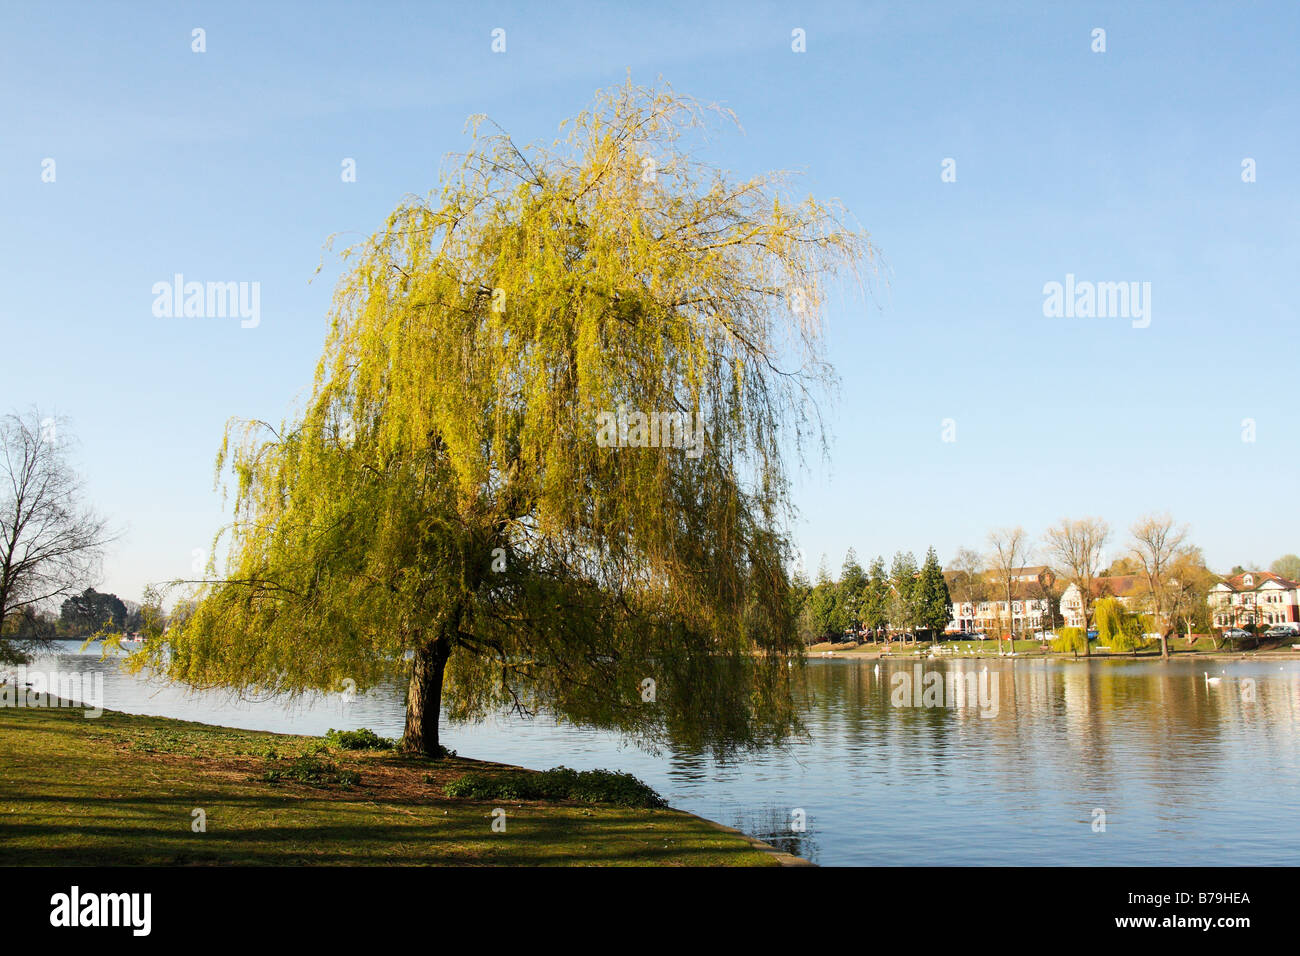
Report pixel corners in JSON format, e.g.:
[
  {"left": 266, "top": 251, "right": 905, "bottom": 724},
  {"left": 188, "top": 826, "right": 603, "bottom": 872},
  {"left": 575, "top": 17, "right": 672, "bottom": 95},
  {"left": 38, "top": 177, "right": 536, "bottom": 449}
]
[{"left": 19, "top": 643, "right": 1300, "bottom": 866}]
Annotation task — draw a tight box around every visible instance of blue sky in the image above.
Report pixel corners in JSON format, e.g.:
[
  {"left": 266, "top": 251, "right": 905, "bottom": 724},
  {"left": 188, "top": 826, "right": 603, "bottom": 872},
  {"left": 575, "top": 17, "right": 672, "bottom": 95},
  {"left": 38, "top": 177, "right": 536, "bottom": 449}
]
[{"left": 2, "top": 1, "right": 1297, "bottom": 605}]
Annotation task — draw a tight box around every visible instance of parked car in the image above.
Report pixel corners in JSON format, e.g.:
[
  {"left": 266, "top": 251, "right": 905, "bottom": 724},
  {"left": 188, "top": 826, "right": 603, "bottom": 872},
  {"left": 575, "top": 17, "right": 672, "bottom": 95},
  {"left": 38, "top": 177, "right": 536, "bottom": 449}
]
[
  {"left": 1220, "top": 628, "right": 1253, "bottom": 641},
  {"left": 1264, "top": 623, "right": 1300, "bottom": 638}
]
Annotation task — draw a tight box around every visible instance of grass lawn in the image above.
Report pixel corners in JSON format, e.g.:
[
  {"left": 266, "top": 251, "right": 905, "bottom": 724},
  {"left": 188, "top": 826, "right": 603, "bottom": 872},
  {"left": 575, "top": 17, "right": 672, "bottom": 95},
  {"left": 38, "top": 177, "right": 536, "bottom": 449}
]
[
  {"left": 807, "top": 636, "right": 1300, "bottom": 659},
  {"left": 809, "top": 639, "right": 1046, "bottom": 656},
  {"left": 0, "top": 701, "right": 784, "bottom": 866},
  {"left": 896, "top": 639, "right": 1045, "bottom": 656}
]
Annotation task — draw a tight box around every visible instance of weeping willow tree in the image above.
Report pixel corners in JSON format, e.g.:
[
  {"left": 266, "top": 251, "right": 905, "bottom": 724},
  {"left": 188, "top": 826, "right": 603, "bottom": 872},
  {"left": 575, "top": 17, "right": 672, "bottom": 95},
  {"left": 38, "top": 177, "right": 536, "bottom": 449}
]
[
  {"left": 1094, "top": 597, "right": 1143, "bottom": 652},
  {"left": 130, "top": 81, "right": 871, "bottom": 756}
]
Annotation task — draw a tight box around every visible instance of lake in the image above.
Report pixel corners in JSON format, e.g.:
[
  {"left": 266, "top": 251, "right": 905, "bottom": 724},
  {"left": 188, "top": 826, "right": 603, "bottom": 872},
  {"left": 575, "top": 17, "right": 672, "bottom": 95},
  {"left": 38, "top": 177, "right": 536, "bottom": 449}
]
[{"left": 18, "top": 642, "right": 1300, "bottom": 866}]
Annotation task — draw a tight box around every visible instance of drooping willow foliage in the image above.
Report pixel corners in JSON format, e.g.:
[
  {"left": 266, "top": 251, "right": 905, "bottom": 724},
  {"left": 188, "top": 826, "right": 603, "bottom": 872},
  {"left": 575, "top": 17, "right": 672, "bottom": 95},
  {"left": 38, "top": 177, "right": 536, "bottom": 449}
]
[{"left": 131, "top": 80, "right": 873, "bottom": 756}]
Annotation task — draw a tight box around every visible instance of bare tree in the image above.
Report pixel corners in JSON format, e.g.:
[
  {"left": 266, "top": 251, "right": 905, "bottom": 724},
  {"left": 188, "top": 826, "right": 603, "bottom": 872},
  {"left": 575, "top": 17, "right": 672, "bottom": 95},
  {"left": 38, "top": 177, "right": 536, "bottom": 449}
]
[
  {"left": 1129, "top": 514, "right": 1191, "bottom": 660},
  {"left": 987, "top": 527, "right": 1031, "bottom": 655},
  {"left": 1042, "top": 517, "right": 1110, "bottom": 658},
  {"left": 948, "top": 547, "right": 987, "bottom": 603},
  {"left": 0, "top": 410, "right": 111, "bottom": 663},
  {"left": 1167, "top": 548, "right": 1217, "bottom": 648},
  {"left": 1027, "top": 571, "right": 1063, "bottom": 634}
]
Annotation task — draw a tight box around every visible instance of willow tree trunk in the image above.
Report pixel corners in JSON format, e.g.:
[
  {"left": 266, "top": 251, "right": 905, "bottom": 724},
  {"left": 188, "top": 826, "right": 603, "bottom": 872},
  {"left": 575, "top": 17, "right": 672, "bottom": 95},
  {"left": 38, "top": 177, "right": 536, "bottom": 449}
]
[{"left": 402, "top": 638, "right": 450, "bottom": 756}]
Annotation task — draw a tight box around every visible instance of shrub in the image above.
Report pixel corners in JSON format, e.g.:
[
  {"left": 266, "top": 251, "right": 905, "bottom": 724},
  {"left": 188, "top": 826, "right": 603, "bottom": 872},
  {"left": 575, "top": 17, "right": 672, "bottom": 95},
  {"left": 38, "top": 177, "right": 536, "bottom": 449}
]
[
  {"left": 325, "top": 727, "right": 394, "bottom": 750},
  {"left": 1051, "top": 627, "right": 1088, "bottom": 654},
  {"left": 444, "top": 766, "right": 667, "bottom": 808},
  {"left": 263, "top": 753, "right": 360, "bottom": 788}
]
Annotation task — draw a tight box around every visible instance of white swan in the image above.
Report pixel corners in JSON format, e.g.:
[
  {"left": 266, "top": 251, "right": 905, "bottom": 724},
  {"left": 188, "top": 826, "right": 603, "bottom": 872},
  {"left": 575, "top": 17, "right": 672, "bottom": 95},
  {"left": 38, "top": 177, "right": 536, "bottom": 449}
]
[{"left": 1204, "top": 671, "right": 1222, "bottom": 686}]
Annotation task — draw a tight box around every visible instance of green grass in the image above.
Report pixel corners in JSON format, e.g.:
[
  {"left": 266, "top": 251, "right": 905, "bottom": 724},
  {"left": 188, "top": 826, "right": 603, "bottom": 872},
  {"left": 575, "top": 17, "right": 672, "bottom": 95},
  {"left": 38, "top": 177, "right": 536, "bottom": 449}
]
[
  {"left": 811, "top": 637, "right": 1300, "bottom": 658},
  {"left": 445, "top": 767, "right": 669, "bottom": 808},
  {"left": 904, "top": 639, "right": 1045, "bottom": 655},
  {"left": 324, "top": 727, "right": 396, "bottom": 751},
  {"left": 815, "top": 639, "right": 1047, "bottom": 655},
  {"left": 0, "top": 701, "right": 780, "bottom": 866}
]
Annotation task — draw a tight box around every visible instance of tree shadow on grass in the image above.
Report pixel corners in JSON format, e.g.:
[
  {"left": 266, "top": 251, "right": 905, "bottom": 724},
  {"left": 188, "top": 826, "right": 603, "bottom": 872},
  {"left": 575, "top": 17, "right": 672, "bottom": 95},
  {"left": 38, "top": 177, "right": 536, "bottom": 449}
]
[{"left": 0, "top": 811, "right": 771, "bottom": 866}]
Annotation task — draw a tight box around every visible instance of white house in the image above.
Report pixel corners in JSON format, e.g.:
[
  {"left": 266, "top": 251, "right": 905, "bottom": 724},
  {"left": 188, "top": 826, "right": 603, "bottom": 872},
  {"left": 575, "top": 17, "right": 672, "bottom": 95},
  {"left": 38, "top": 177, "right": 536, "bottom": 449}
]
[
  {"left": 946, "top": 566, "right": 1056, "bottom": 635},
  {"left": 1208, "top": 571, "right": 1300, "bottom": 629}
]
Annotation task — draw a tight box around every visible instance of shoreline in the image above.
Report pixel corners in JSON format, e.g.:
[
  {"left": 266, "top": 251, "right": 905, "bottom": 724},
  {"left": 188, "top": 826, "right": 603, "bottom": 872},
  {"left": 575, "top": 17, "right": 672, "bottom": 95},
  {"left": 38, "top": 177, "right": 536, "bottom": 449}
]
[
  {"left": 804, "top": 642, "right": 1300, "bottom": 663},
  {"left": 0, "top": 695, "right": 806, "bottom": 867}
]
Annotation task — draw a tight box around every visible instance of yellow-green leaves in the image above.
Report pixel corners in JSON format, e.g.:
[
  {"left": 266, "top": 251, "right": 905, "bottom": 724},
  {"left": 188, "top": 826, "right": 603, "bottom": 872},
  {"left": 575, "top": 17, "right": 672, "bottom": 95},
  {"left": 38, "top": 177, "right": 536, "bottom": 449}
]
[{"left": 166, "top": 79, "right": 870, "bottom": 754}]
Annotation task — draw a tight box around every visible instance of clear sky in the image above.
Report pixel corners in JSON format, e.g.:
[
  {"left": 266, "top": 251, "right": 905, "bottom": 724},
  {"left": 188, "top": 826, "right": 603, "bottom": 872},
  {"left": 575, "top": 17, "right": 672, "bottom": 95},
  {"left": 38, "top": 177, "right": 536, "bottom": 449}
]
[{"left": 3, "top": 1, "right": 1297, "bottom": 605}]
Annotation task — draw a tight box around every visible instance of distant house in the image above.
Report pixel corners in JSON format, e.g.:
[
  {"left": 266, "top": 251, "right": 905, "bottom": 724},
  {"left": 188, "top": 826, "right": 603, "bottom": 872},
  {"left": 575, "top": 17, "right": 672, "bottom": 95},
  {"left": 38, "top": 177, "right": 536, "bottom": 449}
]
[
  {"left": 1010, "top": 565, "right": 1056, "bottom": 586},
  {"left": 1059, "top": 574, "right": 1144, "bottom": 628},
  {"left": 1208, "top": 571, "right": 1300, "bottom": 629},
  {"left": 946, "top": 566, "right": 1057, "bottom": 634}
]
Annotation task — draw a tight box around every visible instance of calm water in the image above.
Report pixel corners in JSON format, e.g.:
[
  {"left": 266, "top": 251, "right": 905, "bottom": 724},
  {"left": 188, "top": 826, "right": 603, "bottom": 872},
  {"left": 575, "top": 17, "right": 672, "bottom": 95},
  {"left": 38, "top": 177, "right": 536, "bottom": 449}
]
[{"left": 19, "top": 642, "right": 1300, "bottom": 866}]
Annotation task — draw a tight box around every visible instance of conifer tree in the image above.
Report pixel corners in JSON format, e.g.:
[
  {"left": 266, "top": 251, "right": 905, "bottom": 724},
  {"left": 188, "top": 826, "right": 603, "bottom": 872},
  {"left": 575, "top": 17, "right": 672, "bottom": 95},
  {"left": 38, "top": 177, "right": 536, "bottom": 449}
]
[
  {"left": 889, "top": 551, "right": 920, "bottom": 642},
  {"left": 915, "top": 547, "right": 952, "bottom": 639},
  {"left": 861, "top": 555, "right": 891, "bottom": 640}
]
